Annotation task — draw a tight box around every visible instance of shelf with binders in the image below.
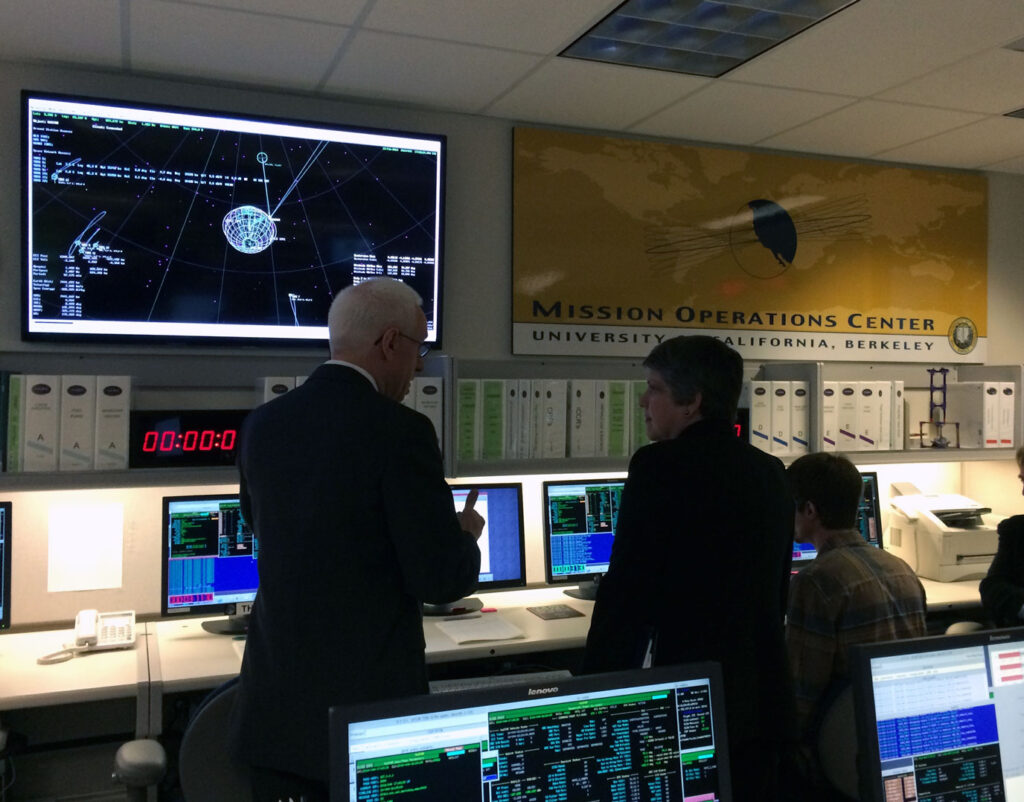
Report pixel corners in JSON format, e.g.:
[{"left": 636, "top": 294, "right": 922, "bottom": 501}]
[
  {"left": 448, "top": 359, "right": 646, "bottom": 478},
  {"left": 1, "top": 353, "right": 455, "bottom": 489},
  {"left": 448, "top": 359, "right": 1022, "bottom": 477},
  {"left": 750, "top": 361, "right": 1021, "bottom": 465}
]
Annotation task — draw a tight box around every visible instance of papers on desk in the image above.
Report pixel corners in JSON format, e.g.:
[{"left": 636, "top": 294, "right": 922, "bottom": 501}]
[{"left": 435, "top": 614, "right": 525, "bottom": 645}]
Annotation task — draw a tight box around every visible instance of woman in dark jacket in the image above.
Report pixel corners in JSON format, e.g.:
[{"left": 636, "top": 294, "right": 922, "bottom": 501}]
[{"left": 981, "top": 445, "right": 1024, "bottom": 627}]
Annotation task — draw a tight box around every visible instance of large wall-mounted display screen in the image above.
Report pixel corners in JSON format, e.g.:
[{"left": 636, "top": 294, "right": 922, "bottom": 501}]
[{"left": 23, "top": 92, "right": 445, "bottom": 347}]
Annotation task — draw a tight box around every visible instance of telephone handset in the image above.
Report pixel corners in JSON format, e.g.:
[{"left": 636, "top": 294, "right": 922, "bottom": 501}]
[{"left": 37, "top": 609, "right": 137, "bottom": 664}]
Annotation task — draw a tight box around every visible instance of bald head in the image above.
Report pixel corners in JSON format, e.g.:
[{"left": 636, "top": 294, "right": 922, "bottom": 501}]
[
  {"left": 327, "top": 278, "right": 423, "bottom": 359},
  {"left": 327, "top": 278, "right": 427, "bottom": 401}
]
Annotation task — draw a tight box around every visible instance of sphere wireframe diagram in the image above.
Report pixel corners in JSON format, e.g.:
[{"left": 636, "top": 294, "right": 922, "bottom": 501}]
[{"left": 222, "top": 205, "right": 277, "bottom": 254}]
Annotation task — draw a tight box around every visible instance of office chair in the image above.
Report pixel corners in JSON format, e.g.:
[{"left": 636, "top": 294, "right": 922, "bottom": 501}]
[
  {"left": 945, "top": 620, "right": 985, "bottom": 635},
  {"left": 815, "top": 685, "right": 859, "bottom": 801},
  {"left": 113, "top": 738, "right": 166, "bottom": 801},
  {"left": 178, "top": 677, "right": 252, "bottom": 801}
]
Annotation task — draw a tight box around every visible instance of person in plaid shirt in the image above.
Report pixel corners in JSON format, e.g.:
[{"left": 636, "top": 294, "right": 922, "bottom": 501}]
[{"left": 785, "top": 452, "right": 926, "bottom": 798}]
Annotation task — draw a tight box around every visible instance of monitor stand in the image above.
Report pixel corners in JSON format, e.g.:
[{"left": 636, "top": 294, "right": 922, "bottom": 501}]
[
  {"left": 564, "top": 578, "right": 600, "bottom": 601},
  {"left": 202, "top": 614, "right": 249, "bottom": 635},
  {"left": 422, "top": 597, "right": 484, "bottom": 616}
]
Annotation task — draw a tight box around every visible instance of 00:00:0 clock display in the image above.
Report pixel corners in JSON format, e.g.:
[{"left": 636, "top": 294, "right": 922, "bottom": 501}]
[{"left": 140, "top": 429, "right": 238, "bottom": 452}]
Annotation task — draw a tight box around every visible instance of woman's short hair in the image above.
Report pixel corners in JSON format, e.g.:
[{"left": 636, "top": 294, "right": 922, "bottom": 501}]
[{"left": 642, "top": 335, "right": 743, "bottom": 424}]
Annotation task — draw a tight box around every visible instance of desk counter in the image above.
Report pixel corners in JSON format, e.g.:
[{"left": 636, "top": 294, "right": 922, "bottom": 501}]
[
  {"left": 424, "top": 587, "right": 593, "bottom": 663},
  {"left": 0, "top": 627, "right": 149, "bottom": 713},
  {"left": 2, "top": 579, "right": 979, "bottom": 730},
  {"left": 151, "top": 586, "right": 594, "bottom": 694},
  {"left": 149, "top": 619, "right": 244, "bottom": 695},
  {"left": 920, "top": 578, "right": 981, "bottom": 612}
]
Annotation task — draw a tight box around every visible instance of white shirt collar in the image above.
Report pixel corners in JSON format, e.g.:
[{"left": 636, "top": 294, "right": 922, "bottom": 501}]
[{"left": 325, "top": 359, "right": 378, "bottom": 391}]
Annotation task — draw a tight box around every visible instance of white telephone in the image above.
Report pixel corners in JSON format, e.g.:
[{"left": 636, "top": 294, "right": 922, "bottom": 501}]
[
  {"left": 74, "top": 609, "right": 136, "bottom": 650},
  {"left": 37, "top": 609, "right": 137, "bottom": 664}
]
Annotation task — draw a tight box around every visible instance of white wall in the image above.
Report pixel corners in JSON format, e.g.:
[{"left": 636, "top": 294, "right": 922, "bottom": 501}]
[{"left": 3, "top": 60, "right": 1024, "bottom": 628}]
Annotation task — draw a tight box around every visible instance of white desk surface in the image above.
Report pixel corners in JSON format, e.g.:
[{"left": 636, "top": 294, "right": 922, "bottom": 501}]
[
  {"left": 150, "top": 618, "right": 244, "bottom": 694},
  {"left": 0, "top": 626, "right": 149, "bottom": 712},
  {"left": 151, "top": 586, "right": 593, "bottom": 694},
  {"left": 424, "top": 586, "right": 593, "bottom": 663},
  {"left": 2, "top": 579, "right": 981, "bottom": 717},
  {"left": 920, "top": 577, "right": 982, "bottom": 611}
]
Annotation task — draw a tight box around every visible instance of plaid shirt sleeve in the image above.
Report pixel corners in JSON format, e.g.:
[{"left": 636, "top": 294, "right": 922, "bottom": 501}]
[{"left": 786, "top": 570, "right": 839, "bottom": 740}]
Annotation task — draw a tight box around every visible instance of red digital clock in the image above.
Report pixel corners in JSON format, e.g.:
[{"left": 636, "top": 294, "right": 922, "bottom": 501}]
[
  {"left": 140, "top": 428, "right": 237, "bottom": 453},
  {"left": 129, "top": 410, "right": 250, "bottom": 468}
]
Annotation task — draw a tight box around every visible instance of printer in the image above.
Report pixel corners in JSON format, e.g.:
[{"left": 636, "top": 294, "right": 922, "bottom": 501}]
[{"left": 886, "top": 483, "right": 1005, "bottom": 582}]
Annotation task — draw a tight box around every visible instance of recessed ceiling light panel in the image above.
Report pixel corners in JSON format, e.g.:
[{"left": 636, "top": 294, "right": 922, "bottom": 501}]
[{"left": 562, "top": 0, "right": 860, "bottom": 78}]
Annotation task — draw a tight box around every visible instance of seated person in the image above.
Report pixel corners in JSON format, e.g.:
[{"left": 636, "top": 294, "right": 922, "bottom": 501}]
[
  {"left": 980, "top": 445, "right": 1024, "bottom": 627},
  {"left": 785, "top": 452, "right": 926, "bottom": 796}
]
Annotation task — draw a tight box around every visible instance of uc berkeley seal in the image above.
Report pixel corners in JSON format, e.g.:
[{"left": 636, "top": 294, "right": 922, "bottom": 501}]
[{"left": 947, "top": 317, "right": 978, "bottom": 355}]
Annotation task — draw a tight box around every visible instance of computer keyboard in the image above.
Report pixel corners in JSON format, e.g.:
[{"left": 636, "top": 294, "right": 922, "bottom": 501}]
[{"left": 527, "top": 603, "right": 585, "bottom": 620}]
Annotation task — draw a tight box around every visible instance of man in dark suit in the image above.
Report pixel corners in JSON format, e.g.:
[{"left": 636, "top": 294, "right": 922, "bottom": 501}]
[
  {"left": 981, "top": 445, "right": 1024, "bottom": 627},
  {"left": 582, "top": 335, "right": 795, "bottom": 802},
  {"left": 229, "top": 277, "right": 483, "bottom": 800}
]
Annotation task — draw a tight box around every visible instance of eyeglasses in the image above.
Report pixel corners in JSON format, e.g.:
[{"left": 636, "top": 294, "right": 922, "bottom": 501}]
[{"left": 375, "top": 330, "right": 431, "bottom": 358}]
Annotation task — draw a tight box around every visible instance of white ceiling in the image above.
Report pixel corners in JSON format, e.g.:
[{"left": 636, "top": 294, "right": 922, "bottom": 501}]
[{"left": 4, "top": 0, "right": 1024, "bottom": 172}]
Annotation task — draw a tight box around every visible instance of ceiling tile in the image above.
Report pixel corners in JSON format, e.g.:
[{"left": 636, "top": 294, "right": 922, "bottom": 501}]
[
  {"left": 362, "top": 0, "right": 614, "bottom": 53},
  {"left": 875, "top": 116, "right": 1024, "bottom": 170},
  {"left": 632, "top": 81, "right": 855, "bottom": 146},
  {"left": 487, "top": 58, "right": 706, "bottom": 131},
  {"left": 158, "top": 0, "right": 372, "bottom": 25},
  {"left": 0, "top": 0, "right": 122, "bottom": 67},
  {"left": 5, "top": 0, "right": 1024, "bottom": 174},
  {"left": 729, "top": 0, "right": 1024, "bottom": 97},
  {"left": 878, "top": 48, "right": 1024, "bottom": 114},
  {"left": 981, "top": 153, "right": 1024, "bottom": 175},
  {"left": 129, "top": 1, "right": 347, "bottom": 92},
  {"left": 758, "top": 100, "right": 985, "bottom": 157},
  {"left": 324, "top": 30, "right": 542, "bottom": 112}
]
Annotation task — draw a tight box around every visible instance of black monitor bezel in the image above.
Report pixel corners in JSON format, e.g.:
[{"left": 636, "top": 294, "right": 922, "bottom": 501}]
[
  {"left": 0, "top": 501, "right": 11, "bottom": 631},
  {"left": 857, "top": 470, "right": 884, "bottom": 549},
  {"left": 448, "top": 481, "right": 527, "bottom": 592},
  {"left": 329, "top": 661, "right": 733, "bottom": 802},
  {"left": 541, "top": 476, "right": 626, "bottom": 586},
  {"left": 851, "top": 626, "right": 1024, "bottom": 802},
  {"left": 160, "top": 491, "right": 256, "bottom": 621},
  {"left": 21, "top": 88, "right": 447, "bottom": 351}
]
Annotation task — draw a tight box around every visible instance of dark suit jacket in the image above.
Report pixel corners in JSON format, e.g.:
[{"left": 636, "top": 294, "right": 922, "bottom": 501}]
[
  {"left": 981, "top": 514, "right": 1024, "bottom": 628},
  {"left": 583, "top": 419, "right": 795, "bottom": 748},
  {"left": 228, "top": 363, "right": 480, "bottom": 782}
]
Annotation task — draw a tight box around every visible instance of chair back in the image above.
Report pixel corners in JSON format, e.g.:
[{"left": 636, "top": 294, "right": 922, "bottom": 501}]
[
  {"left": 179, "top": 678, "right": 251, "bottom": 801},
  {"left": 816, "top": 685, "right": 859, "bottom": 800}
]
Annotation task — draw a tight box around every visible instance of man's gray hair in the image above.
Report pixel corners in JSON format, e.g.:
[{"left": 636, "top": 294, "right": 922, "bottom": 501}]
[{"left": 327, "top": 278, "right": 423, "bottom": 355}]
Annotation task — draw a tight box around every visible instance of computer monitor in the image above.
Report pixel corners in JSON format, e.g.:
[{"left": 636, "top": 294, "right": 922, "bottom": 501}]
[
  {"left": 161, "top": 493, "right": 258, "bottom": 635},
  {"left": 0, "top": 501, "right": 11, "bottom": 631},
  {"left": 543, "top": 477, "right": 625, "bottom": 600},
  {"left": 329, "top": 662, "right": 733, "bottom": 802},
  {"left": 855, "top": 470, "right": 883, "bottom": 548},
  {"left": 792, "top": 469, "right": 883, "bottom": 571},
  {"left": 852, "top": 627, "right": 1024, "bottom": 802},
  {"left": 23, "top": 91, "right": 445, "bottom": 348},
  {"left": 423, "top": 483, "right": 526, "bottom": 616}
]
